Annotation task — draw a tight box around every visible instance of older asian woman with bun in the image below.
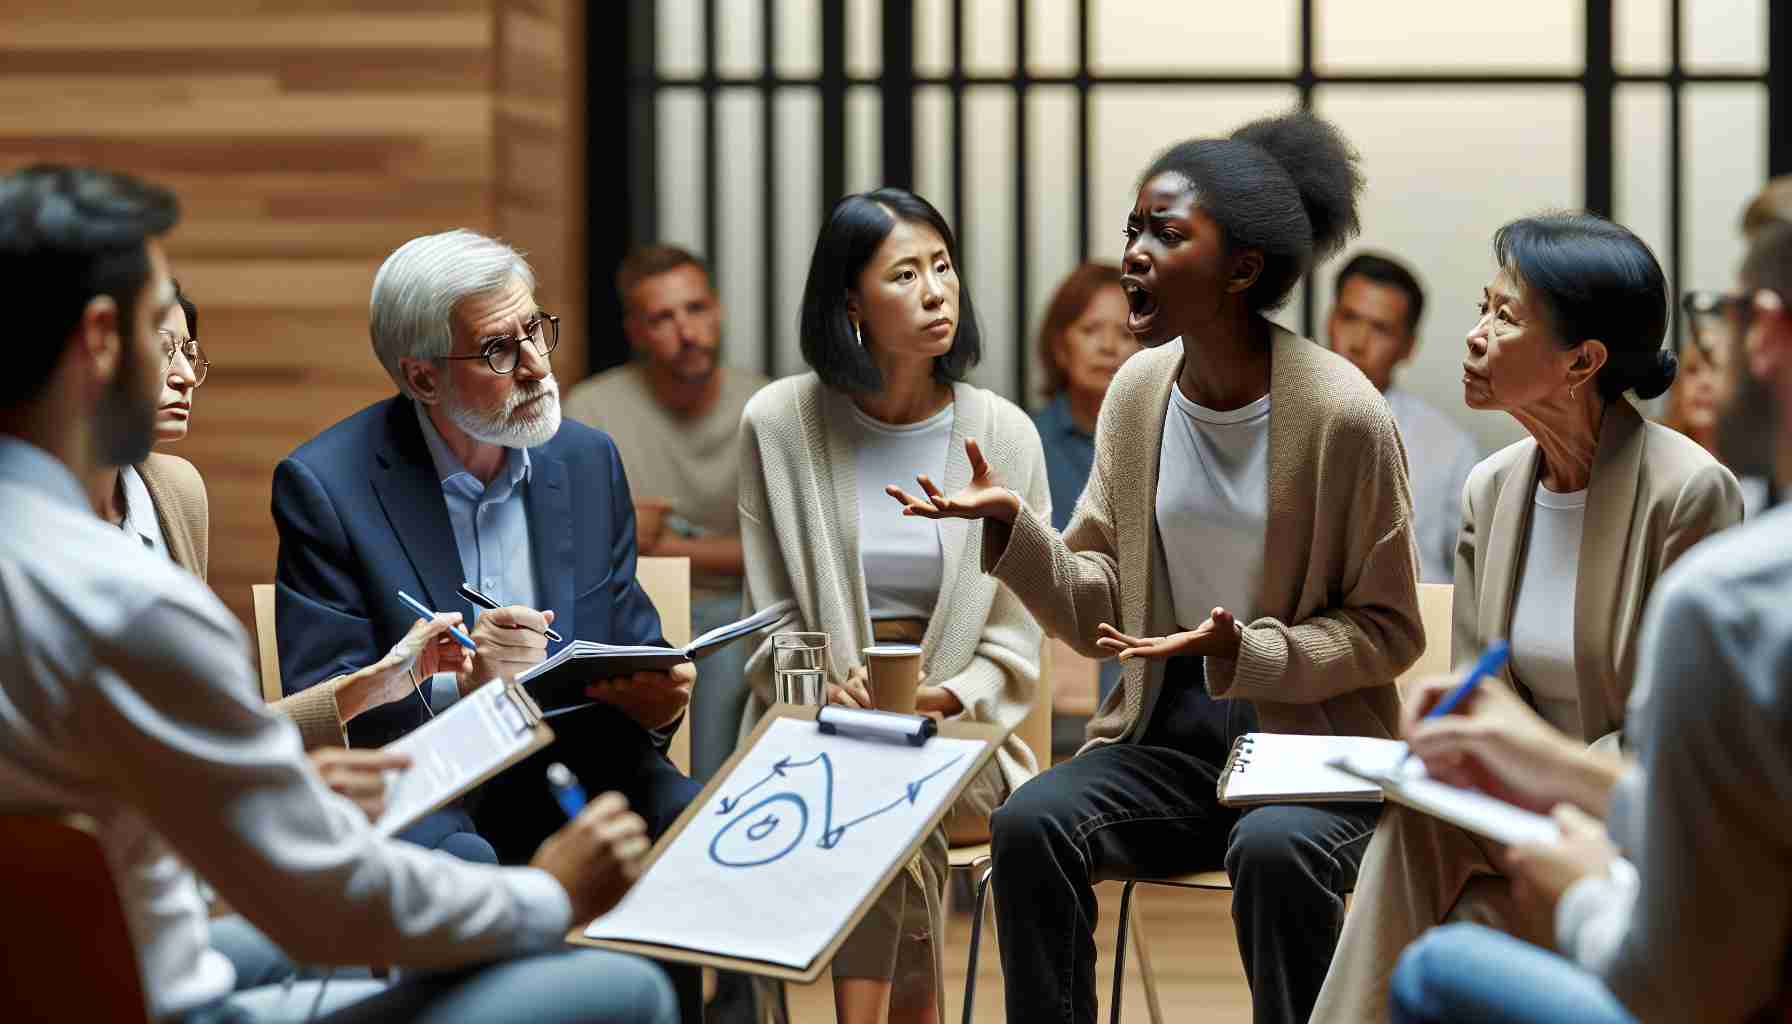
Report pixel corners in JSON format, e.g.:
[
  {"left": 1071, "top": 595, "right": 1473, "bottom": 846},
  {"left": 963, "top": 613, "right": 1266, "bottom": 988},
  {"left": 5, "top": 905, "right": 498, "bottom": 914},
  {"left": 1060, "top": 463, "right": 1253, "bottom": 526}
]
[{"left": 1312, "top": 213, "right": 1745, "bottom": 1024}]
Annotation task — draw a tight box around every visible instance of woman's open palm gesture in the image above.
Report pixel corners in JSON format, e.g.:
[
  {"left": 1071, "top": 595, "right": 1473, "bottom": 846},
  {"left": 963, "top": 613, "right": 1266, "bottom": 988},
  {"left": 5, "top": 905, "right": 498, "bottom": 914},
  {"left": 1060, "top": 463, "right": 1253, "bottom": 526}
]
[{"left": 886, "top": 438, "right": 1020, "bottom": 524}]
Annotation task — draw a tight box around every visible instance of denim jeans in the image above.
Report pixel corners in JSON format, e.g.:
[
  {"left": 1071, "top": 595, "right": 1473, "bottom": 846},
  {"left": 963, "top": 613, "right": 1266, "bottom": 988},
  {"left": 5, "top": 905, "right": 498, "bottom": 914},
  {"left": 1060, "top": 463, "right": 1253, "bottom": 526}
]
[
  {"left": 988, "top": 657, "right": 1378, "bottom": 1024},
  {"left": 182, "top": 916, "right": 678, "bottom": 1024},
  {"left": 1390, "top": 923, "right": 1638, "bottom": 1024}
]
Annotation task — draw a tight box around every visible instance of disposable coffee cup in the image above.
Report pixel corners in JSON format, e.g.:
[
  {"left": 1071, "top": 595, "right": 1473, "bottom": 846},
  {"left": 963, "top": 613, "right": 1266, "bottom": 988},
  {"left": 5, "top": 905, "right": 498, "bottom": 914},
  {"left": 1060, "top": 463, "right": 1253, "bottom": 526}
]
[{"left": 861, "top": 644, "right": 924, "bottom": 715}]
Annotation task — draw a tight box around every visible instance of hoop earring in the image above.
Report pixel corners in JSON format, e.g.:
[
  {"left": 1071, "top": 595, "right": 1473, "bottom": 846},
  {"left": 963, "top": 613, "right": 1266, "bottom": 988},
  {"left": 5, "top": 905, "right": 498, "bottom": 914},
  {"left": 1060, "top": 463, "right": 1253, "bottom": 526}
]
[
  {"left": 854, "top": 321, "right": 865, "bottom": 348},
  {"left": 1569, "top": 382, "right": 1578, "bottom": 400}
]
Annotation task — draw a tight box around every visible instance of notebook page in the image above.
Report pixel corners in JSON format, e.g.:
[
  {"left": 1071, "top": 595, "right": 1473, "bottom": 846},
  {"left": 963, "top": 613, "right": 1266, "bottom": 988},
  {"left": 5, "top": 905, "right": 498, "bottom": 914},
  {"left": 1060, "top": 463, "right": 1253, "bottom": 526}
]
[
  {"left": 375, "top": 680, "right": 537, "bottom": 836},
  {"left": 1220, "top": 734, "right": 1407, "bottom": 803}
]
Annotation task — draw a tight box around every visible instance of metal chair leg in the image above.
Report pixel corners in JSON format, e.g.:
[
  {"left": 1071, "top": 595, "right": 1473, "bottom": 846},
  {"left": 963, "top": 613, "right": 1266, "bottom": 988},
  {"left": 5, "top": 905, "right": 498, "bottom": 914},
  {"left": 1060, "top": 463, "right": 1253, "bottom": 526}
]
[
  {"left": 1110, "top": 880, "right": 1138, "bottom": 1024},
  {"left": 1128, "top": 898, "right": 1164, "bottom": 1024},
  {"left": 962, "top": 861, "right": 994, "bottom": 1024}
]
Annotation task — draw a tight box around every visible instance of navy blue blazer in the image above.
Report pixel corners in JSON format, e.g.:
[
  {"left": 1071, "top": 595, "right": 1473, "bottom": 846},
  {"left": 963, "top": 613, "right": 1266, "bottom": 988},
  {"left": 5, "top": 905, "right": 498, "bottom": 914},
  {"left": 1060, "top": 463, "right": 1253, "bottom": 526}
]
[{"left": 273, "top": 395, "right": 667, "bottom": 748}]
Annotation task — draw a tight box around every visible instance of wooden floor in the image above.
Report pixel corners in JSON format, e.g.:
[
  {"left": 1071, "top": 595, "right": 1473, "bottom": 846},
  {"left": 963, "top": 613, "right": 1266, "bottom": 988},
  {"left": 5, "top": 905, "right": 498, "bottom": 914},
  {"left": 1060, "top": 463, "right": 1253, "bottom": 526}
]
[{"left": 782, "top": 879, "right": 1253, "bottom": 1023}]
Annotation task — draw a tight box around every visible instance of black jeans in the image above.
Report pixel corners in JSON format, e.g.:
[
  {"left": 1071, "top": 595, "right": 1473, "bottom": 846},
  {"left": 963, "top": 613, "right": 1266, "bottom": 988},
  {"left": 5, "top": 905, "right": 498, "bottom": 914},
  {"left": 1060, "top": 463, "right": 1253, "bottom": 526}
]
[{"left": 989, "top": 657, "right": 1378, "bottom": 1024}]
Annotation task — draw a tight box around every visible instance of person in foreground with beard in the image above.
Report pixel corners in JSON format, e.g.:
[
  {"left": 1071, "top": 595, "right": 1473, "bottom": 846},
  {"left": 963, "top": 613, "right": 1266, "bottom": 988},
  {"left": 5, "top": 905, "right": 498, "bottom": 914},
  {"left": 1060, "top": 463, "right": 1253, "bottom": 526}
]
[
  {"left": 1384, "top": 208, "right": 1792, "bottom": 1024},
  {"left": 271, "top": 229, "right": 707, "bottom": 1020}
]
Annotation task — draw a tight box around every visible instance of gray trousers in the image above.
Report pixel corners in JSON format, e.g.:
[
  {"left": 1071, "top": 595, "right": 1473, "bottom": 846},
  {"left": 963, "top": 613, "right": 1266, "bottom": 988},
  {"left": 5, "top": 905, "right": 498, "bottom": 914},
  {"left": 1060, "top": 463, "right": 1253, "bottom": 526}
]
[
  {"left": 689, "top": 592, "right": 753, "bottom": 782},
  {"left": 179, "top": 916, "right": 677, "bottom": 1024}
]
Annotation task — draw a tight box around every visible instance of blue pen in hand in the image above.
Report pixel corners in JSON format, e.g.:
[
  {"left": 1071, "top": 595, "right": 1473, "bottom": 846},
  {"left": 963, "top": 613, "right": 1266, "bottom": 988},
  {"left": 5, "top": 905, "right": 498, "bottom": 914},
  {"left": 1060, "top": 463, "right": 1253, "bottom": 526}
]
[
  {"left": 396, "top": 590, "right": 477, "bottom": 651},
  {"left": 547, "top": 762, "right": 587, "bottom": 819},
  {"left": 1400, "top": 639, "right": 1512, "bottom": 769}
]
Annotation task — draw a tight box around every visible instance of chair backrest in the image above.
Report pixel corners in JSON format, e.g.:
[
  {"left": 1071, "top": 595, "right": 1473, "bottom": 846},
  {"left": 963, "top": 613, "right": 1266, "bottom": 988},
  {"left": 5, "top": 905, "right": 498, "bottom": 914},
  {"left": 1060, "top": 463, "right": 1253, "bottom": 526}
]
[
  {"left": 636, "top": 557, "right": 693, "bottom": 774},
  {"left": 251, "top": 583, "right": 281, "bottom": 703},
  {"left": 1396, "top": 583, "right": 1455, "bottom": 703},
  {"left": 0, "top": 814, "right": 150, "bottom": 1022},
  {"left": 1045, "top": 636, "right": 1101, "bottom": 717},
  {"left": 1017, "top": 639, "right": 1060, "bottom": 771}
]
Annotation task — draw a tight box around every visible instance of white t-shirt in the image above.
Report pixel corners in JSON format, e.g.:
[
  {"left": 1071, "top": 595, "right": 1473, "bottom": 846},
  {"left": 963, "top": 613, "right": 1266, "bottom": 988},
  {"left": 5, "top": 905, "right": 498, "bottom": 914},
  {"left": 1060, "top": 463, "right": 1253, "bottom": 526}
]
[
  {"left": 850, "top": 401, "right": 953, "bottom": 621},
  {"left": 1509, "top": 483, "right": 1587, "bottom": 736},
  {"left": 1155, "top": 382, "right": 1270, "bottom": 628}
]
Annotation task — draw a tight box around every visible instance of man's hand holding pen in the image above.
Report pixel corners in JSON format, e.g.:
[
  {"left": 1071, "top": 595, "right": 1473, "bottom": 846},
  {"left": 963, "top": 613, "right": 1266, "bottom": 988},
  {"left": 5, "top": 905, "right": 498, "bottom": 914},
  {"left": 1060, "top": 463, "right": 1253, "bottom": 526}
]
[{"left": 455, "top": 604, "right": 557, "bottom": 694}]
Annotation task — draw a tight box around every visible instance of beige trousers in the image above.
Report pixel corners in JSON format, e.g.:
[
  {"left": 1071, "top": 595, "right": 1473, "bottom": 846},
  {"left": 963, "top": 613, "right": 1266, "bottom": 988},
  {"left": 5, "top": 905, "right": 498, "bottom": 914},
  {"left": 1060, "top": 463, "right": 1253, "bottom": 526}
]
[{"left": 1309, "top": 804, "right": 1556, "bottom": 1023}]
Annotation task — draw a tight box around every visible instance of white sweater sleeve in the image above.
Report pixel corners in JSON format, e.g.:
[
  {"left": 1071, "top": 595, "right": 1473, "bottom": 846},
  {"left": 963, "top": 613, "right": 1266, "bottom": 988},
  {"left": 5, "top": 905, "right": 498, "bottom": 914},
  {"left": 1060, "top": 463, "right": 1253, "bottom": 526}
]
[{"left": 1556, "top": 856, "right": 1639, "bottom": 975}]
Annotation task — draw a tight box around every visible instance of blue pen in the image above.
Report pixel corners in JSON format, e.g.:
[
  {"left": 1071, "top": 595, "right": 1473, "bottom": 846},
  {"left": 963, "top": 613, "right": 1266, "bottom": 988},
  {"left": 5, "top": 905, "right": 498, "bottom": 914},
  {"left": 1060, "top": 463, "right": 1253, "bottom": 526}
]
[
  {"left": 546, "top": 762, "right": 587, "bottom": 819},
  {"left": 396, "top": 590, "right": 477, "bottom": 651},
  {"left": 1401, "top": 639, "right": 1512, "bottom": 767}
]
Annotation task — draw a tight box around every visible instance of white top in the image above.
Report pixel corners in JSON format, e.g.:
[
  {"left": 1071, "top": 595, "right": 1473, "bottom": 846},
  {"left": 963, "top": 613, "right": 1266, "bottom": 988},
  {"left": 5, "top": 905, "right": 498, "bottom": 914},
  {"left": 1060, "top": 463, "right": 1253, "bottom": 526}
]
[
  {"left": 1155, "top": 382, "right": 1270, "bottom": 627},
  {"left": 1384, "top": 387, "right": 1481, "bottom": 583},
  {"left": 1508, "top": 483, "right": 1587, "bottom": 735},
  {"left": 117, "top": 463, "right": 170, "bottom": 560},
  {"left": 849, "top": 400, "right": 953, "bottom": 621},
  {"left": 1739, "top": 474, "right": 1771, "bottom": 520},
  {"left": 0, "top": 438, "right": 570, "bottom": 1019}
]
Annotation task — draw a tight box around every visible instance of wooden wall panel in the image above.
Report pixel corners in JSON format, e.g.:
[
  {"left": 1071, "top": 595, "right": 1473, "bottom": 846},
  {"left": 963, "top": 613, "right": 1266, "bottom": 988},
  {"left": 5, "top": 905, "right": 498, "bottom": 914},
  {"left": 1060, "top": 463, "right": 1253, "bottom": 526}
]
[{"left": 0, "top": 2, "right": 586, "bottom": 632}]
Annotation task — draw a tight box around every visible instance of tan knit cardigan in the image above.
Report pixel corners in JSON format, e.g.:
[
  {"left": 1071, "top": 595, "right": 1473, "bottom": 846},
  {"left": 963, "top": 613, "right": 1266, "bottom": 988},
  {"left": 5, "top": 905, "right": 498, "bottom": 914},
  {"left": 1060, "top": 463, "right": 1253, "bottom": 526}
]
[
  {"left": 986, "top": 327, "right": 1424, "bottom": 750},
  {"left": 139, "top": 452, "right": 348, "bottom": 749},
  {"left": 735, "top": 375, "right": 1049, "bottom": 794}
]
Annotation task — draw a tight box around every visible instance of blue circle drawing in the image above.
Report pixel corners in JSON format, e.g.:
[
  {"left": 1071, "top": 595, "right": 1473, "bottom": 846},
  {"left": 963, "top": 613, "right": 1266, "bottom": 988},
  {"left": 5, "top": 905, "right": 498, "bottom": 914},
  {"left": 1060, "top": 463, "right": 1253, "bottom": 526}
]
[{"left": 709, "top": 793, "right": 809, "bottom": 868}]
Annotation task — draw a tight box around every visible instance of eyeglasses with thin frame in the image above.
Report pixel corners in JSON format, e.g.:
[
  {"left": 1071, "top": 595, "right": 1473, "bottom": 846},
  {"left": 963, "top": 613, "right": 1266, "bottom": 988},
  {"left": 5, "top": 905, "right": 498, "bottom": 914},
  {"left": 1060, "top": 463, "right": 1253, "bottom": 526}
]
[
  {"left": 440, "top": 311, "right": 561, "bottom": 374},
  {"left": 157, "top": 329, "right": 209, "bottom": 387}
]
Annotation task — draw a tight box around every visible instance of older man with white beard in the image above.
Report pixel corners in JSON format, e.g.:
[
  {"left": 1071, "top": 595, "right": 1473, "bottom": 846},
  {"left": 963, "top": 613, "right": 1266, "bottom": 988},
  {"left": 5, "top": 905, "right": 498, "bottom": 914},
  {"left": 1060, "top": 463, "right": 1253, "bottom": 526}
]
[{"left": 272, "top": 232, "right": 703, "bottom": 986}]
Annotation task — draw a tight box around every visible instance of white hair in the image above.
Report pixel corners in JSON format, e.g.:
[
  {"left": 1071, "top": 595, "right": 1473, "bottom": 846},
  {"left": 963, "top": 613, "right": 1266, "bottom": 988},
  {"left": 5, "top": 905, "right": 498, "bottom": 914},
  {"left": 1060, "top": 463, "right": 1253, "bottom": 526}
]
[{"left": 370, "top": 229, "right": 536, "bottom": 397}]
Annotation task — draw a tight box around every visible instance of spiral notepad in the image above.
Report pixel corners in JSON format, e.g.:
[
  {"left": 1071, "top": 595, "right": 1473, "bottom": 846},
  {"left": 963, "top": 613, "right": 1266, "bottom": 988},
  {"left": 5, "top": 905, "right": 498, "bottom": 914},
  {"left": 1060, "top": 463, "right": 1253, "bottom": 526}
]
[{"left": 1215, "top": 733, "right": 1408, "bottom": 806}]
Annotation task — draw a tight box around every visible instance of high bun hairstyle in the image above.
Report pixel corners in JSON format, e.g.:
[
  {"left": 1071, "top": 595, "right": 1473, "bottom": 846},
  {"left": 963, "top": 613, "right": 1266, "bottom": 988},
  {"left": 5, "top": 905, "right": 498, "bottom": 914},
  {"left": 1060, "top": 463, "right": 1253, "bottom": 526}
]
[
  {"left": 1141, "top": 110, "right": 1364, "bottom": 311},
  {"left": 1492, "top": 212, "right": 1677, "bottom": 402}
]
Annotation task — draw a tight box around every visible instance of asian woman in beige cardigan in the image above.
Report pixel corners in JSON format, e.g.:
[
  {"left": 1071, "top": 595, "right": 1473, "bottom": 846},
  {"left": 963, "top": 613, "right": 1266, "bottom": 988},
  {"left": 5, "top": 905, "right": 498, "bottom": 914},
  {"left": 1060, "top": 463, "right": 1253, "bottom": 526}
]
[
  {"left": 737, "top": 188, "right": 1048, "bottom": 1024},
  {"left": 1310, "top": 213, "right": 1745, "bottom": 1023},
  {"left": 890, "top": 112, "right": 1424, "bottom": 1024}
]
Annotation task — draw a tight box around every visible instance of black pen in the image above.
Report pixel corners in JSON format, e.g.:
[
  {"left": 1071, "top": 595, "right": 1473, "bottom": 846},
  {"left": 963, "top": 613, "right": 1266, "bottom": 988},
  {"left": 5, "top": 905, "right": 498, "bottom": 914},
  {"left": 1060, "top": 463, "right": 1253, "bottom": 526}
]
[{"left": 458, "top": 582, "right": 563, "bottom": 642}]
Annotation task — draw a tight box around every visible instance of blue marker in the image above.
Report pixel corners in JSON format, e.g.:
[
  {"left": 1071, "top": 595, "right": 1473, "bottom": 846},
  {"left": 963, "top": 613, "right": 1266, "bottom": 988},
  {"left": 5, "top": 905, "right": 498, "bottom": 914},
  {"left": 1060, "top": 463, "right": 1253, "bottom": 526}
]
[
  {"left": 546, "top": 762, "right": 587, "bottom": 819},
  {"left": 1401, "top": 639, "right": 1512, "bottom": 767},
  {"left": 396, "top": 590, "right": 476, "bottom": 651}
]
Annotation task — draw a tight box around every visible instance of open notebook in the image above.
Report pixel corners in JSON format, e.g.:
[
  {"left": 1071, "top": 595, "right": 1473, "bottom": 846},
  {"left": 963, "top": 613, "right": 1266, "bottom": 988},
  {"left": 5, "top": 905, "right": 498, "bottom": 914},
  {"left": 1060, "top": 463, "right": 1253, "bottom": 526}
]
[
  {"left": 1215, "top": 733, "right": 1408, "bottom": 806},
  {"left": 518, "top": 600, "right": 794, "bottom": 712}
]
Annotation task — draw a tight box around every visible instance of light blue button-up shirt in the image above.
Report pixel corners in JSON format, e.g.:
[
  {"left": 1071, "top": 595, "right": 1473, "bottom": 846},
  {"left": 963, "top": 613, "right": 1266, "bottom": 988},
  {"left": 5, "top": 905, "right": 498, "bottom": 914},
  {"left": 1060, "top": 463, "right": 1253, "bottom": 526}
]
[{"left": 415, "top": 403, "right": 538, "bottom": 707}]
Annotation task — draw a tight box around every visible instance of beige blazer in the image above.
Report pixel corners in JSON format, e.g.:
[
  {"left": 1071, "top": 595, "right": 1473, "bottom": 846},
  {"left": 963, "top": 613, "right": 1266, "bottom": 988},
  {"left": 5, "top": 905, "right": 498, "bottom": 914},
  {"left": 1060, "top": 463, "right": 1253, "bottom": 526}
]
[
  {"left": 136, "top": 452, "right": 349, "bottom": 749},
  {"left": 1455, "top": 399, "right": 1744, "bottom": 742},
  {"left": 987, "top": 328, "right": 1425, "bottom": 750},
  {"left": 136, "top": 453, "right": 209, "bottom": 579}
]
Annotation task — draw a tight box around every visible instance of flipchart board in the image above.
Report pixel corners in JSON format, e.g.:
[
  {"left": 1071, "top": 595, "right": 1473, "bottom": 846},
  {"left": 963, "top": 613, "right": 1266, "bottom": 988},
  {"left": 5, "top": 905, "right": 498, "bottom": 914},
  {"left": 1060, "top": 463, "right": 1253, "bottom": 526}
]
[{"left": 569, "top": 703, "right": 1006, "bottom": 981}]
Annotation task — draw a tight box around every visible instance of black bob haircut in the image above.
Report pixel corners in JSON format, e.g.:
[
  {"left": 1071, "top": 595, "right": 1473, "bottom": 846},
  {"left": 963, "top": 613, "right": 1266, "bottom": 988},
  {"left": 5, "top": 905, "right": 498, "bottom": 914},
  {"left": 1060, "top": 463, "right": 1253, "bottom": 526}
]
[
  {"left": 1493, "top": 212, "right": 1677, "bottom": 402},
  {"left": 1335, "top": 251, "right": 1426, "bottom": 335},
  {"left": 1142, "top": 110, "right": 1364, "bottom": 312},
  {"left": 799, "top": 188, "right": 981, "bottom": 395},
  {"left": 0, "top": 164, "right": 179, "bottom": 407},
  {"left": 172, "top": 278, "right": 198, "bottom": 340}
]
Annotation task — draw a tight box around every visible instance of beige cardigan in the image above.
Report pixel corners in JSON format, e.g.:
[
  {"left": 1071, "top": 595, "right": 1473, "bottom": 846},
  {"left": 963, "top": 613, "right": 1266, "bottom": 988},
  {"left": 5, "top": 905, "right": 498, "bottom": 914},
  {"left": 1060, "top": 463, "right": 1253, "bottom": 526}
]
[
  {"left": 138, "top": 452, "right": 348, "bottom": 749},
  {"left": 1455, "top": 398, "right": 1744, "bottom": 742},
  {"left": 986, "top": 328, "right": 1424, "bottom": 750},
  {"left": 736, "top": 375, "right": 1048, "bottom": 793}
]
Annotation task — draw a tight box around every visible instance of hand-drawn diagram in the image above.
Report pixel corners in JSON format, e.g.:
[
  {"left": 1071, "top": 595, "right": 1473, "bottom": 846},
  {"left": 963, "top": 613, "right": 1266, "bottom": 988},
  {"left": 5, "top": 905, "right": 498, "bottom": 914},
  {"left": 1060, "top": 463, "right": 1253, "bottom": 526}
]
[{"left": 708, "top": 751, "right": 966, "bottom": 868}]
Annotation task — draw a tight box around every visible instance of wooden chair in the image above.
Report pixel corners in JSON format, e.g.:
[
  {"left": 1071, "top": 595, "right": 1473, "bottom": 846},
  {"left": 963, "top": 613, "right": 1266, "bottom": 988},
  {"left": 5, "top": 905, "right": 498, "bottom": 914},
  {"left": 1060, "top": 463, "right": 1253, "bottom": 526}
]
[
  {"left": 1107, "top": 583, "right": 1455, "bottom": 1023},
  {"left": 0, "top": 813, "right": 150, "bottom": 1022},
  {"left": 251, "top": 583, "right": 282, "bottom": 703},
  {"left": 635, "top": 556, "right": 694, "bottom": 775},
  {"left": 950, "top": 638, "right": 1060, "bottom": 1023}
]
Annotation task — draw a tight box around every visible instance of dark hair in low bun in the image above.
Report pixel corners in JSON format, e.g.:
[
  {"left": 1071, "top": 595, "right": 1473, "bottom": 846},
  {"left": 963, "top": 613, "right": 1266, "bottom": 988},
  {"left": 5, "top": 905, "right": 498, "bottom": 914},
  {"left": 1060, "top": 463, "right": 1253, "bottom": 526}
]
[
  {"left": 1492, "top": 212, "right": 1673, "bottom": 402},
  {"left": 1628, "top": 348, "right": 1679, "bottom": 401},
  {"left": 1142, "top": 110, "right": 1363, "bottom": 311}
]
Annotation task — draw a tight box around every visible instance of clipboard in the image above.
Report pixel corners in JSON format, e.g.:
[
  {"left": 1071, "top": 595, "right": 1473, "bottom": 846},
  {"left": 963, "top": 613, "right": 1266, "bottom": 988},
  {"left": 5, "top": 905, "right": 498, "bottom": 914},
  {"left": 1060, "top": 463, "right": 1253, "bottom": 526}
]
[
  {"left": 1329, "top": 757, "right": 1561, "bottom": 847},
  {"left": 374, "top": 680, "right": 555, "bottom": 837},
  {"left": 568, "top": 703, "right": 1007, "bottom": 982}
]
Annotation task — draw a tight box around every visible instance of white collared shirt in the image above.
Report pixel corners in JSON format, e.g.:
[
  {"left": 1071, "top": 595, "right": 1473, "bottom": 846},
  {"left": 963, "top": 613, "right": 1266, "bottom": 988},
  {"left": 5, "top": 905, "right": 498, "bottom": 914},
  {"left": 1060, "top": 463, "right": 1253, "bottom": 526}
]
[
  {"left": 0, "top": 437, "right": 571, "bottom": 1019},
  {"left": 116, "top": 463, "right": 170, "bottom": 560}
]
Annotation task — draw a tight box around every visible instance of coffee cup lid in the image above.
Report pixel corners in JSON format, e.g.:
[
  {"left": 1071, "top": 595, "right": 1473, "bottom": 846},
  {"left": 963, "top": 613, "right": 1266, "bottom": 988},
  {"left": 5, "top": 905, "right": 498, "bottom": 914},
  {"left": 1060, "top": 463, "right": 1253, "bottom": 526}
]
[{"left": 862, "top": 643, "right": 923, "bottom": 657}]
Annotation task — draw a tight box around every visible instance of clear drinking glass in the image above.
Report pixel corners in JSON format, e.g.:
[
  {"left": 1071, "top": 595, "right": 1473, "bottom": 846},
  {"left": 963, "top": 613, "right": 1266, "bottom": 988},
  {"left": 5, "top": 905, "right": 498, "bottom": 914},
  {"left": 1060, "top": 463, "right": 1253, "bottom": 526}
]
[{"left": 772, "top": 632, "right": 829, "bottom": 706}]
